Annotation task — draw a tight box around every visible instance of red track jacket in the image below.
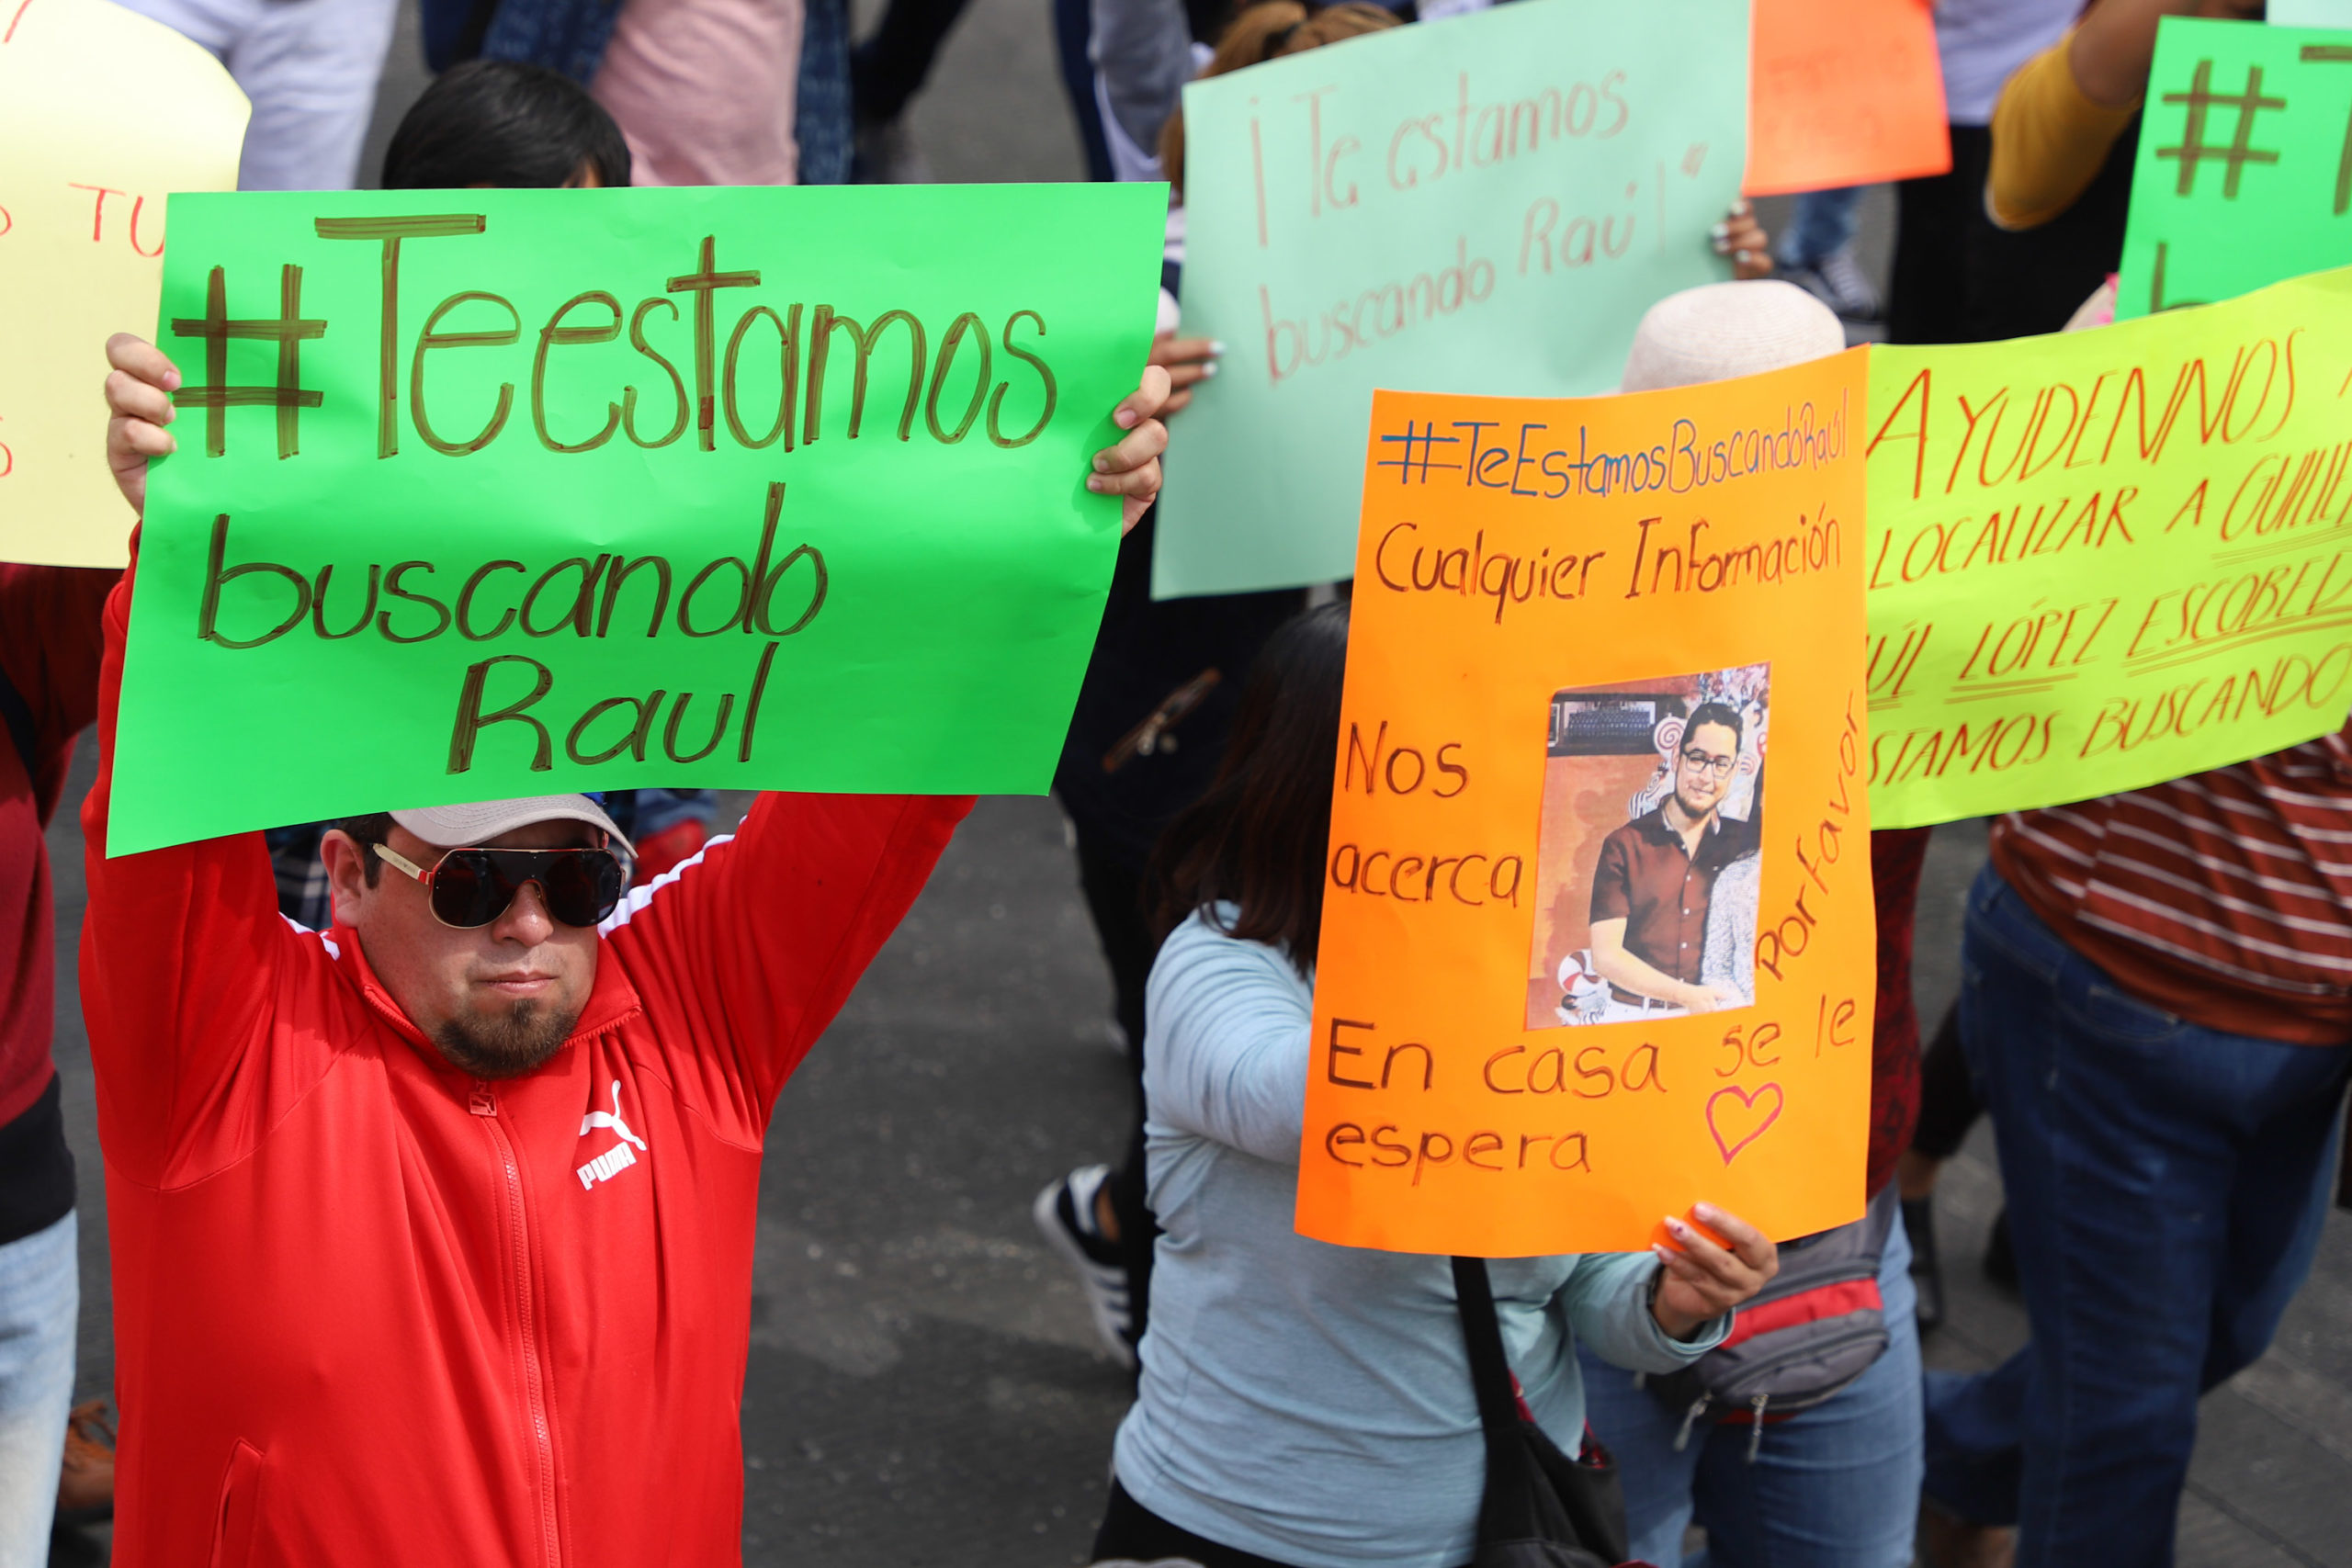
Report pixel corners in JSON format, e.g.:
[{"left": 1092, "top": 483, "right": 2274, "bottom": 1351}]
[{"left": 79, "top": 566, "right": 971, "bottom": 1567}]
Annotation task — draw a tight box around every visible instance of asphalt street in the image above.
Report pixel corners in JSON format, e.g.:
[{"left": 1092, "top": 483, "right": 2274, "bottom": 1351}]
[{"left": 42, "top": 1, "right": 2352, "bottom": 1562}]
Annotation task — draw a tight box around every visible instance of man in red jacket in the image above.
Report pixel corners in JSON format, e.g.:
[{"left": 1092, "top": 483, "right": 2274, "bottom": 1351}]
[{"left": 90, "top": 334, "right": 1168, "bottom": 1568}]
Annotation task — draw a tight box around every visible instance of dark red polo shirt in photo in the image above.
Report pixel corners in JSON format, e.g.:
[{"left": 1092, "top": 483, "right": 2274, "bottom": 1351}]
[{"left": 1588, "top": 807, "right": 1758, "bottom": 1000}]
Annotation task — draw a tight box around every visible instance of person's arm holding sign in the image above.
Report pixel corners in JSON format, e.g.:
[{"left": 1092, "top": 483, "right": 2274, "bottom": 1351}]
[
  {"left": 1144, "top": 914, "right": 1315, "bottom": 1165},
  {"left": 104, "top": 332, "right": 1173, "bottom": 1116},
  {"left": 86, "top": 336, "right": 334, "bottom": 1181},
  {"left": 1647, "top": 1204, "right": 1778, "bottom": 1340},
  {"left": 1985, "top": 0, "right": 2262, "bottom": 232},
  {"left": 1148, "top": 907, "right": 1775, "bottom": 1337}
]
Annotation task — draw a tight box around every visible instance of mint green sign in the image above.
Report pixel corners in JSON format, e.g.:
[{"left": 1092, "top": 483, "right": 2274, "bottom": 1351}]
[
  {"left": 113, "top": 185, "right": 1164, "bottom": 855},
  {"left": 2119, "top": 16, "right": 2352, "bottom": 319},
  {"left": 1151, "top": 0, "right": 1749, "bottom": 600},
  {"left": 2269, "top": 2, "right": 2352, "bottom": 30}
]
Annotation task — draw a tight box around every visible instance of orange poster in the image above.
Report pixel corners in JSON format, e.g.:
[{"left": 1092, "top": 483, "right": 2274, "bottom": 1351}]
[
  {"left": 1745, "top": 0, "right": 1951, "bottom": 197},
  {"left": 1299, "top": 363, "right": 1875, "bottom": 1257}
]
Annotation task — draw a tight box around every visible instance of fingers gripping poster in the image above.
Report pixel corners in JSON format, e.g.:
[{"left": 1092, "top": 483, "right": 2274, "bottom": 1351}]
[{"left": 1300, "top": 363, "right": 1874, "bottom": 1258}]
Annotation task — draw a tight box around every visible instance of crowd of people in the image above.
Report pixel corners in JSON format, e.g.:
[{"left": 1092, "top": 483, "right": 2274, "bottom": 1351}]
[{"left": 0, "top": 0, "right": 2345, "bottom": 1566}]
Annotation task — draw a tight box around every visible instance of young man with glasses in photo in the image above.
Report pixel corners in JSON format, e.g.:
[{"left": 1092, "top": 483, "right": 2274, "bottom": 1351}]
[
  {"left": 1585, "top": 701, "right": 1757, "bottom": 1024},
  {"left": 81, "top": 333, "right": 1170, "bottom": 1568}
]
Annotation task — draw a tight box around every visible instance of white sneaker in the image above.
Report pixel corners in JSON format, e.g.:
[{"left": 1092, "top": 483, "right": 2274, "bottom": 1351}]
[{"left": 1033, "top": 1165, "right": 1136, "bottom": 1370}]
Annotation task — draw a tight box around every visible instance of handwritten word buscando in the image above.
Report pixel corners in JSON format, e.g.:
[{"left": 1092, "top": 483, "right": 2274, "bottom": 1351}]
[{"left": 172, "top": 220, "right": 1059, "bottom": 462}]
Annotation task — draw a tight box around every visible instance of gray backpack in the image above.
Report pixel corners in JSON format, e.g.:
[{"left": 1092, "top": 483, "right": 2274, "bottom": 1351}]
[{"left": 1643, "top": 1183, "right": 1897, "bottom": 1460}]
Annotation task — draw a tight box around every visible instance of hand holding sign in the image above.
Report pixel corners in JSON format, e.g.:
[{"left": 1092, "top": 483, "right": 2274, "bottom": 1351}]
[
  {"left": 104, "top": 333, "right": 181, "bottom": 516},
  {"left": 1653, "top": 1203, "right": 1780, "bottom": 1339},
  {"left": 1091, "top": 368, "right": 1175, "bottom": 527}
]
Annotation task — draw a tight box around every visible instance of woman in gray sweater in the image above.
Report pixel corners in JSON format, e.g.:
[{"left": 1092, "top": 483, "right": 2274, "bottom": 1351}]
[{"left": 1091, "top": 603, "right": 1780, "bottom": 1568}]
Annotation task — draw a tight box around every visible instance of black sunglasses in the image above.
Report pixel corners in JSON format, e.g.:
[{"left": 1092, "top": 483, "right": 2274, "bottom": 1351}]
[{"left": 374, "top": 843, "right": 627, "bottom": 930}]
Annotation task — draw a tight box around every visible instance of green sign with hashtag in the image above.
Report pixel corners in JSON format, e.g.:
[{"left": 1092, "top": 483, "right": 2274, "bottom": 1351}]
[
  {"left": 2119, "top": 16, "right": 2352, "bottom": 320},
  {"left": 108, "top": 186, "right": 1163, "bottom": 856}
]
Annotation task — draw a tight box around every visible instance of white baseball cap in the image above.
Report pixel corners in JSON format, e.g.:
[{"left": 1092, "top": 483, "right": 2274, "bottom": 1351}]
[{"left": 389, "top": 795, "right": 635, "bottom": 859}]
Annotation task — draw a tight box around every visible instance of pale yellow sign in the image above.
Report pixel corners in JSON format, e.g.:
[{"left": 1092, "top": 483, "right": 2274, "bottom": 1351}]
[{"left": 0, "top": 0, "right": 246, "bottom": 566}]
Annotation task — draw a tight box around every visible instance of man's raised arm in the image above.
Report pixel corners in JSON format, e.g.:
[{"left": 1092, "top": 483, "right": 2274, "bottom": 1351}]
[
  {"left": 598, "top": 791, "right": 973, "bottom": 1120},
  {"left": 82, "top": 336, "right": 308, "bottom": 1183}
]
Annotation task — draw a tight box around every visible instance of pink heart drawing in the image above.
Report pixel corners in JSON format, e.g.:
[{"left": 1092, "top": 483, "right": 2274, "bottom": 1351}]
[{"left": 1706, "top": 1083, "right": 1784, "bottom": 1165}]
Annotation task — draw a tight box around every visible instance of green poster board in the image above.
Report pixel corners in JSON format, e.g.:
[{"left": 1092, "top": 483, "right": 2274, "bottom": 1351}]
[
  {"left": 2118, "top": 15, "right": 2352, "bottom": 319},
  {"left": 1150, "top": 0, "right": 1750, "bottom": 599},
  {"left": 111, "top": 185, "right": 1164, "bottom": 855}
]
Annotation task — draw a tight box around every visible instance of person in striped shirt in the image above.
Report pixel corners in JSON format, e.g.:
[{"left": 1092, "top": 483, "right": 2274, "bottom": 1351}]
[{"left": 1919, "top": 720, "right": 2352, "bottom": 1568}]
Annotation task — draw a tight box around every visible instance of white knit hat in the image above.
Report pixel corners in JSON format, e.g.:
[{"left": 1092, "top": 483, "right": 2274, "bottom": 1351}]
[{"left": 1619, "top": 280, "right": 1847, "bottom": 393}]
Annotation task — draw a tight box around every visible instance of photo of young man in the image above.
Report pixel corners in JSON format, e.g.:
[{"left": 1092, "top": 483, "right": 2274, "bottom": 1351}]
[{"left": 1585, "top": 700, "right": 1758, "bottom": 1021}]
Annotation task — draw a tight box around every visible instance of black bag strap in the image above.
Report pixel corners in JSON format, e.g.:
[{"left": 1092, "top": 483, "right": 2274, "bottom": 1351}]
[
  {"left": 1452, "top": 1256, "right": 1524, "bottom": 1453},
  {"left": 1453, "top": 1254, "right": 1552, "bottom": 1552},
  {"left": 1453, "top": 1258, "right": 1626, "bottom": 1567},
  {"left": 0, "top": 658, "right": 36, "bottom": 781}
]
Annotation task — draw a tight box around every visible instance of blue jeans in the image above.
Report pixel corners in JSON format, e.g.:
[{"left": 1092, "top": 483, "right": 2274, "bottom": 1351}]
[
  {"left": 1776, "top": 186, "right": 1864, "bottom": 269},
  {"left": 1925, "top": 866, "right": 2352, "bottom": 1567},
  {"left": 1578, "top": 1215, "right": 1923, "bottom": 1568},
  {"left": 0, "top": 1212, "right": 77, "bottom": 1568}
]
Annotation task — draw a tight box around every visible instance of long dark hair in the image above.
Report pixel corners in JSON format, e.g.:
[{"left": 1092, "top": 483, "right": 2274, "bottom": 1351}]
[{"left": 1148, "top": 602, "right": 1349, "bottom": 976}]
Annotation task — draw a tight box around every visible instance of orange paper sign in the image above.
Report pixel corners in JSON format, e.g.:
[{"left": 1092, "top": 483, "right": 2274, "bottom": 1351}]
[
  {"left": 1299, "top": 363, "right": 1877, "bottom": 1257},
  {"left": 1745, "top": 0, "right": 1951, "bottom": 197}
]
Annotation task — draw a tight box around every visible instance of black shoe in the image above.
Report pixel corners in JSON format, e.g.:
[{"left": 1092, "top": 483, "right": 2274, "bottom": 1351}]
[
  {"left": 1903, "top": 1195, "right": 1945, "bottom": 1331},
  {"left": 1983, "top": 1207, "right": 2018, "bottom": 1294},
  {"left": 1032, "top": 1166, "right": 1136, "bottom": 1370}
]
